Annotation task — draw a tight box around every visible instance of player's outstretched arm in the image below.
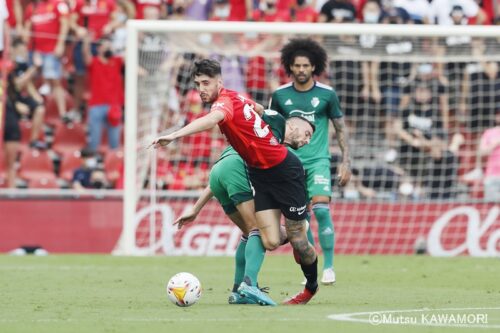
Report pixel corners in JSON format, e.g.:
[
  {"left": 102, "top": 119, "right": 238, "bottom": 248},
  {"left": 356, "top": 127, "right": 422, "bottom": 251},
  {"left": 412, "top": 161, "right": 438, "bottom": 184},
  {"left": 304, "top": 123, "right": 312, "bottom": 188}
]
[
  {"left": 332, "top": 117, "right": 352, "bottom": 187},
  {"left": 173, "top": 186, "right": 214, "bottom": 230},
  {"left": 151, "top": 110, "right": 225, "bottom": 148}
]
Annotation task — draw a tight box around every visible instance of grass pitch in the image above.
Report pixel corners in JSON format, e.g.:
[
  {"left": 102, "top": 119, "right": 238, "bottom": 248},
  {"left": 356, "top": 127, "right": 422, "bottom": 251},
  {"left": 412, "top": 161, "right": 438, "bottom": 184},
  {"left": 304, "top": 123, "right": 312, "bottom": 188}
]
[{"left": 0, "top": 255, "right": 499, "bottom": 333}]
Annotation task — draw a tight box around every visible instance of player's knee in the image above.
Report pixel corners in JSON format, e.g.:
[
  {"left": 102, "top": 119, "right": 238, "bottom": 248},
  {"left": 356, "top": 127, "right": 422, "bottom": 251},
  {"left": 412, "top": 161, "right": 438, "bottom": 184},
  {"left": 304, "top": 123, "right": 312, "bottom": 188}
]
[{"left": 262, "top": 237, "right": 280, "bottom": 251}]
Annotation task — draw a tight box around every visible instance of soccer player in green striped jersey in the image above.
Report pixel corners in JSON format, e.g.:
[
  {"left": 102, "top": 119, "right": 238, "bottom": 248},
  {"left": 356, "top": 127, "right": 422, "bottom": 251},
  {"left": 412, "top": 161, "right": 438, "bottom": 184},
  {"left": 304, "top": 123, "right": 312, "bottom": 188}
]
[{"left": 270, "top": 38, "right": 352, "bottom": 285}]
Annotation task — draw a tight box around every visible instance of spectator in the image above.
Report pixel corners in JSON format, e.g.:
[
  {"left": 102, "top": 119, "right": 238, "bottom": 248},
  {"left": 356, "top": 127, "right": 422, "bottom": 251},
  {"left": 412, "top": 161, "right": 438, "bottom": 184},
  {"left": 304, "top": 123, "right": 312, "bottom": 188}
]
[
  {"left": 24, "top": 0, "right": 70, "bottom": 122},
  {"left": 185, "top": 0, "right": 212, "bottom": 20},
  {"left": 210, "top": 0, "right": 230, "bottom": 20},
  {"left": 8, "top": 38, "right": 47, "bottom": 149},
  {"left": 0, "top": 0, "right": 7, "bottom": 56},
  {"left": 319, "top": 0, "right": 356, "bottom": 23},
  {"left": 70, "top": 0, "right": 121, "bottom": 112},
  {"left": 112, "top": 0, "right": 136, "bottom": 58},
  {"left": 393, "top": 0, "right": 430, "bottom": 24},
  {"left": 228, "top": 0, "right": 253, "bottom": 21},
  {"left": 395, "top": 77, "right": 462, "bottom": 199},
  {"left": 5, "top": 0, "right": 22, "bottom": 36},
  {"left": 83, "top": 34, "right": 123, "bottom": 152},
  {"left": 292, "top": 0, "right": 318, "bottom": 22},
  {"left": 3, "top": 93, "right": 21, "bottom": 188},
  {"left": 400, "top": 63, "right": 450, "bottom": 131},
  {"left": 428, "top": 0, "right": 487, "bottom": 25},
  {"left": 72, "top": 148, "right": 107, "bottom": 190},
  {"left": 252, "top": 0, "right": 291, "bottom": 21},
  {"left": 479, "top": 110, "right": 500, "bottom": 201},
  {"left": 135, "top": 0, "right": 167, "bottom": 19},
  {"left": 168, "top": 0, "right": 189, "bottom": 19},
  {"left": 360, "top": 0, "right": 382, "bottom": 23},
  {"left": 460, "top": 38, "right": 499, "bottom": 132}
]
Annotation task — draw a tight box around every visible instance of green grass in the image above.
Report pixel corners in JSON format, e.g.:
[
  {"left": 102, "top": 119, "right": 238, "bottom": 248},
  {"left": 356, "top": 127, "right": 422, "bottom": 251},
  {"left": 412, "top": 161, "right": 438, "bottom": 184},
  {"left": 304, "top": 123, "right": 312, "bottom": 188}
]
[{"left": 1, "top": 255, "right": 499, "bottom": 333}]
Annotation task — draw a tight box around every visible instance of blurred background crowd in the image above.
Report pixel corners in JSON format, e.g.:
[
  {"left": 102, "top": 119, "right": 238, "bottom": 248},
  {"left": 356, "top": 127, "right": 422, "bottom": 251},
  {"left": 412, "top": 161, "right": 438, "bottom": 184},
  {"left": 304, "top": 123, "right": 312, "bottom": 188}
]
[{"left": 0, "top": 0, "right": 498, "bottom": 203}]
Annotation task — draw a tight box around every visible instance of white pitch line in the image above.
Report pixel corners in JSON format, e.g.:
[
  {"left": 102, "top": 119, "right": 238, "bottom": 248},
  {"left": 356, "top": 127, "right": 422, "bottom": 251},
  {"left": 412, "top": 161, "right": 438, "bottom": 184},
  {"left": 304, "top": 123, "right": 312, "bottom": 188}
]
[{"left": 327, "top": 307, "right": 500, "bottom": 329}]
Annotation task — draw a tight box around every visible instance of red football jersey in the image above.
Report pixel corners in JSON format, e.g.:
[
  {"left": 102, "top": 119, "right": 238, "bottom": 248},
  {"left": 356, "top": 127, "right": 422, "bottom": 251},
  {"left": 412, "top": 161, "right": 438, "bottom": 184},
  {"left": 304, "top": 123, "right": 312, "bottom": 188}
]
[
  {"left": 25, "top": 0, "right": 69, "bottom": 53},
  {"left": 74, "top": 0, "right": 115, "bottom": 40},
  {"left": 134, "top": 0, "right": 164, "bottom": 19},
  {"left": 212, "top": 88, "right": 287, "bottom": 169}
]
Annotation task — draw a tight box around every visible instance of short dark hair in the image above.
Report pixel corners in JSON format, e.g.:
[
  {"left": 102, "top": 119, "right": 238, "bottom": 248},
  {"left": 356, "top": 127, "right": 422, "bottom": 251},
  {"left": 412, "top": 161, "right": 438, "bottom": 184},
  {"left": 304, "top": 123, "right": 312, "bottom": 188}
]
[
  {"left": 288, "top": 116, "right": 316, "bottom": 133},
  {"left": 280, "top": 38, "right": 327, "bottom": 76},
  {"left": 191, "top": 59, "right": 222, "bottom": 78}
]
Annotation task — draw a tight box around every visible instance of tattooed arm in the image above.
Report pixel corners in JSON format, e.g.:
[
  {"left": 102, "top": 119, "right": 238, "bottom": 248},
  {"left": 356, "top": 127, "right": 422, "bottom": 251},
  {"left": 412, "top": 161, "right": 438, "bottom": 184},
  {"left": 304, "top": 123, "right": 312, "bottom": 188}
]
[{"left": 332, "top": 117, "right": 352, "bottom": 186}]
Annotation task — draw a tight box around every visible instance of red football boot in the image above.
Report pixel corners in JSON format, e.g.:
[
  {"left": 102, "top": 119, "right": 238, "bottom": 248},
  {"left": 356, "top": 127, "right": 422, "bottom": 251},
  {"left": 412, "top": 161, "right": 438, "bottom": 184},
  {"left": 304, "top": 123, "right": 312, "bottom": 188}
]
[{"left": 283, "top": 287, "right": 318, "bottom": 305}]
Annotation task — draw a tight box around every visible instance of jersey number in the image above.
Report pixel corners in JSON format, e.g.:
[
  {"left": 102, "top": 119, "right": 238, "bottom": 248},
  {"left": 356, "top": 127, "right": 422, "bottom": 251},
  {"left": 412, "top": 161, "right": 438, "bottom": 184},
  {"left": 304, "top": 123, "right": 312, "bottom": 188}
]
[{"left": 243, "top": 104, "right": 269, "bottom": 138}]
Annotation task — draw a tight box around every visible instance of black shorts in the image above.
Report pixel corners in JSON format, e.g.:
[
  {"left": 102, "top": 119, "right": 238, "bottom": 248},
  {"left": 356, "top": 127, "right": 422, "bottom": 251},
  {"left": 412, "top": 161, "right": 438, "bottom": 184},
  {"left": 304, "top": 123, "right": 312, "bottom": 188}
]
[
  {"left": 17, "top": 95, "right": 42, "bottom": 117},
  {"left": 3, "top": 103, "right": 21, "bottom": 142},
  {"left": 248, "top": 151, "right": 307, "bottom": 221}
]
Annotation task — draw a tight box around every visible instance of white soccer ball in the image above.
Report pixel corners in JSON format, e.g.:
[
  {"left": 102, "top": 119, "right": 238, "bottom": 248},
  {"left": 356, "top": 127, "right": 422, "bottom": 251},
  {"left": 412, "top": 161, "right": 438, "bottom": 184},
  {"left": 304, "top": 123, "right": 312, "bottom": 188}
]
[{"left": 166, "top": 272, "right": 202, "bottom": 307}]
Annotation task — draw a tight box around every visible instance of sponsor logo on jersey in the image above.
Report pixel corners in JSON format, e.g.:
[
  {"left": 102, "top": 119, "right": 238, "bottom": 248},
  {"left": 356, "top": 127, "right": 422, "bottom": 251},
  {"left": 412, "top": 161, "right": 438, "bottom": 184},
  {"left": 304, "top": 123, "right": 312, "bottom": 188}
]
[
  {"left": 290, "top": 110, "right": 315, "bottom": 122},
  {"left": 285, "top": 99, "right": 293, "bottom": 105},
  {"left": 311, "top": 97, "right": 320, "bottom": 108},
  {"left": 213, "top": 102, "right": 225, "bottom": 109},
  {"left": 269, "top": 136, "right": 279, "bottom": 146}
]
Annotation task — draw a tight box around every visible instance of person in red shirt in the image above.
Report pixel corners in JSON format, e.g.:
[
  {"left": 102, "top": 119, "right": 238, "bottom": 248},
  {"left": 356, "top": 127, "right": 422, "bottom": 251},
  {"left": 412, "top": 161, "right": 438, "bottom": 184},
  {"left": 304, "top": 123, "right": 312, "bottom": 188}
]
[
  {"left": 24, "top": 0, "right": 70, "bottom": 121},
  {"left": 252, "top": 0, "right": 291, "bottom": 21},
  {"left": 293, "top": 0, "right": 319, "bottom": 22},
  {"left": 82, "top": 33, "right": 123, "bottom": 151},
  {"left": 228, "top": 0, "right": 253, "bottom": 21},
  {"left": 5, "top": 0, "right": 22, "bottom": 33},
  {"left": 152, "top": 59, "right": 319, "bottom": 305},
  {"left": 134, "top": 0, "right": 166, "bottom": 19},
  {"left": 70, "top": 0, "right": 125, "bottom": 111}
]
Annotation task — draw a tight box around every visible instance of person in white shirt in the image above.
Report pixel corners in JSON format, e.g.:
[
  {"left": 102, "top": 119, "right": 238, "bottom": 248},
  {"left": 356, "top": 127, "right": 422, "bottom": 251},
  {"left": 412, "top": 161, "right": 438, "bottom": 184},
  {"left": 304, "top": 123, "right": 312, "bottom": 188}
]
[
  {"left": 428, "top": 0, "right": 486, "bottom": 25},
  {"left": 0, "top": 0, "right": 9, "bottom": 55},
  {"left": 393, "top": 0, "right": 431, "bottom": 23}
]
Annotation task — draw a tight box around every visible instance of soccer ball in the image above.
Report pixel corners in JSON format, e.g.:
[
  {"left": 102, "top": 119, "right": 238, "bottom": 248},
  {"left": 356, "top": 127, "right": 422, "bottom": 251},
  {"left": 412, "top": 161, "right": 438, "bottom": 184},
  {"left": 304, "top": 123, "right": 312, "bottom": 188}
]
[{"left": 166, "top": 272, "right": 202, "bottom": 307}]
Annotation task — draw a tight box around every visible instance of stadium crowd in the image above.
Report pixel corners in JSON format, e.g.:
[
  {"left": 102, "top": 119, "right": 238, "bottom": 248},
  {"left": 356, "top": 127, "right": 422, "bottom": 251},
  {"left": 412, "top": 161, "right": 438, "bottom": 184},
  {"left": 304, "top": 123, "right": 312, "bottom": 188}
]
[{"left": 0, "top": 0, "right": 499, "bottom": 202}]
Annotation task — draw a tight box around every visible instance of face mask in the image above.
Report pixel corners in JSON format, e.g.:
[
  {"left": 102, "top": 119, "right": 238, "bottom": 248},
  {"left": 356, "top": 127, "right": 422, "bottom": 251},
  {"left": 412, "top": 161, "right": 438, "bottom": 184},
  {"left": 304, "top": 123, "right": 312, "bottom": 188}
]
[
  {"left": 214, "top": 6, "right": 230, "bottom": 18},
  {"left": 15, "top": 56, "right": 27, "bottom": 63},
  {"left": 92, "top": 180, "right": 104, "bottom": 189},
  {"left": 116, "top": 13, "right": 128, "bottom": 23},
  {"left": 85, "top": 158, "right": 97, "bottom": 169},
  {"left": 364, "top": 12, "right": 379, "bottom": 23},
  {"left": 104, "top": 50, "right": 113, "bottom": 59}
]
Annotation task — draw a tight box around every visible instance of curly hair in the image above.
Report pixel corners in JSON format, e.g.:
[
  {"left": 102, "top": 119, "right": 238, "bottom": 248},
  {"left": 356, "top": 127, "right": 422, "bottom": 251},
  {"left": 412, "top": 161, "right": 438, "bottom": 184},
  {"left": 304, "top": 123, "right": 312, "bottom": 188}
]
[{"left": 280, "top": 38, "right": 327, "bottom": 76}]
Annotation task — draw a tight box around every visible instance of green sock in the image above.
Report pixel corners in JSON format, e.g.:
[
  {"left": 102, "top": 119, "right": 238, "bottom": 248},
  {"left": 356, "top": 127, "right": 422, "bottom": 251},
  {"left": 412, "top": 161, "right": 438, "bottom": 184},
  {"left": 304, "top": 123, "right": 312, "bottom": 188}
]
[
  {"left": 233, "top": 236, "right": 247, "bottom": 292},
  {"left": 313, "top": 204, "right": 334, "bottom": 270},
  {"left": 306, "top": 213, "right": 315, "bottom": 245},
  {"left": 244, "top": 230, "right": 266, "bottom": 286}
]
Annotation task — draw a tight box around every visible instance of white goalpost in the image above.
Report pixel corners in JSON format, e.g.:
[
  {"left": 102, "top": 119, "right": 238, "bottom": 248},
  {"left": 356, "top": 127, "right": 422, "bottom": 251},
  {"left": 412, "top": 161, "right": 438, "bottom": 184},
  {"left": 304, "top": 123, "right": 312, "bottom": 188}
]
[{"left": 119, "top": 21, "right": 500, "bottom": 256}]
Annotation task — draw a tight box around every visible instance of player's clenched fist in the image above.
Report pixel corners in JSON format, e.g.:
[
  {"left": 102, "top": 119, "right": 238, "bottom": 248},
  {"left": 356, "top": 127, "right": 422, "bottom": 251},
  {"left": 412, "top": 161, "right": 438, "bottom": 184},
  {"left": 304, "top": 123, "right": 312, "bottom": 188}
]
[{"left": 150, "top": 134, "right": 175, "bottom": 148}]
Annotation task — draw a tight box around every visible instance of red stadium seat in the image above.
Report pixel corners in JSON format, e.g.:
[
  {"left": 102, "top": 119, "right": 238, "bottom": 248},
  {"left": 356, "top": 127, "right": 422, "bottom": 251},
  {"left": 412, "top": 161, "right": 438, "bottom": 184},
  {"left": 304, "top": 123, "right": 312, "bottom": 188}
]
[
  {"left": 44, "top": 91, "right": 75, "bottom": 127},
  {"left": 28, "top": 177, "right": 59, "bottom": 189},
  {"left": 19, "top": 120, "right": 45, "bottom": 145},
  {"left": 59, "top": 151, "right": 83, "bottom": 182},
  {"left": 104, "top": 150, "right": 124, "bottom": 183},
  {"left": 52, "top": 122, "right": 87, "bottom": 156},
  {"left": 18, "top": 149, "right": 56, "bottom": 182}
]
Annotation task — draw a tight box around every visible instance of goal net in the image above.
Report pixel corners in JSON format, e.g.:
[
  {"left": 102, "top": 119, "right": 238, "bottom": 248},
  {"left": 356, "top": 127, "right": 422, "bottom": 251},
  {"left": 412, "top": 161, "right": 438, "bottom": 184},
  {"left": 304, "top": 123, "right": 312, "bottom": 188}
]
[{"left": 120, "top": 21, "right": 500, "bottom": 257}]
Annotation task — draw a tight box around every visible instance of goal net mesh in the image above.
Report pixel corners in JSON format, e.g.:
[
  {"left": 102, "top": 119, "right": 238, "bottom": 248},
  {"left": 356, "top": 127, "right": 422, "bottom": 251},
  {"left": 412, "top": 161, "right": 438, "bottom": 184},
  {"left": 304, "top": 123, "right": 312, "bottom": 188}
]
[{"left": 123, "top": 23, "right": 500, "bottom": 256}]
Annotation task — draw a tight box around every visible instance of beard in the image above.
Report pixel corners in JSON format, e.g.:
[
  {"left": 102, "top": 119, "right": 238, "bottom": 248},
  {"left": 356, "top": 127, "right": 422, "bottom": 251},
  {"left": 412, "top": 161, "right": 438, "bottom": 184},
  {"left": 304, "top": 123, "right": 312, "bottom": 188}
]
[{"left": 294, "top": 73, "right": 311, "bottom": 84}]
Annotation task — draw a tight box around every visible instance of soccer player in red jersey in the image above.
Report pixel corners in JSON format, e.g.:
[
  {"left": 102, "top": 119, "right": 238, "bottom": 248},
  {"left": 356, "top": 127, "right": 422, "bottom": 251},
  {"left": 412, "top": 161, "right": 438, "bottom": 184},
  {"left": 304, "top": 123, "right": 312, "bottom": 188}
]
[{"left": 152, "top": 59, "right": 319, "bottom": 305}]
